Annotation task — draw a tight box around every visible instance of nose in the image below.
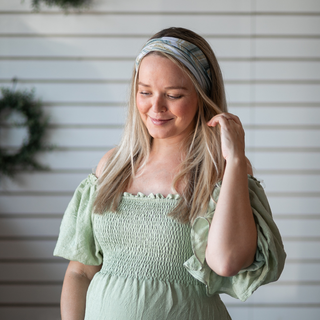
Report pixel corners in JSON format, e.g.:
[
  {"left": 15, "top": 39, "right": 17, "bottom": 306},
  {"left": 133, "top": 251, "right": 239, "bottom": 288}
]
[{"left": 152, "top": 95, "right": 167, "bottom": 113}]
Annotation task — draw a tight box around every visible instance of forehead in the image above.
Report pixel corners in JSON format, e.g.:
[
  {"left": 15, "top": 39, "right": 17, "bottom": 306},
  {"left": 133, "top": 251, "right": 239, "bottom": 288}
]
[{"left": 137, "top": 54, "right": 193, "bottom": 86}]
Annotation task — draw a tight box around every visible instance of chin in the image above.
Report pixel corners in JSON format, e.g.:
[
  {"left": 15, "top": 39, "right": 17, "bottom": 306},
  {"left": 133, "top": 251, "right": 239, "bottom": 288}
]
[
  {"left": 148, "top": 130, "right": 174, "bottom": 140},
  {"left": 149, "top": 133, "right": 171, "bottom": 139}
]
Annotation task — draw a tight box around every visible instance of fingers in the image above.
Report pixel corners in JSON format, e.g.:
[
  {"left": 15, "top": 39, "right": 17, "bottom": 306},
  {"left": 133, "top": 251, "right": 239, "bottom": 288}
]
[
  {"left": 206, "top": 113, "right": 245, "bottom": 161},
  {"left": 223, "top": 113, "right": 241, "bottom": 124},
  {"left": 207, "top": 113, "right": 241, "bottom": 127}
]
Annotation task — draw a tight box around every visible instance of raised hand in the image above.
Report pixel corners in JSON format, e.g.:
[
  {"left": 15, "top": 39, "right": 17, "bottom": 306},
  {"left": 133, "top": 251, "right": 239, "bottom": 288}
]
[{"left": 207, "top": 113, "right": 246, "bottom": 163}]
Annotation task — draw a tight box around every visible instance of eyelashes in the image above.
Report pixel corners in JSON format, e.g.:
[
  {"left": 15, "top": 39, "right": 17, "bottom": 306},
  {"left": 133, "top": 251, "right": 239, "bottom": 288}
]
[
  {"left": 168, "top": 95, "right": 182, "bottom": 99},
  {"left": 138, "top": 92, "right": 182, "bottom": 100}
]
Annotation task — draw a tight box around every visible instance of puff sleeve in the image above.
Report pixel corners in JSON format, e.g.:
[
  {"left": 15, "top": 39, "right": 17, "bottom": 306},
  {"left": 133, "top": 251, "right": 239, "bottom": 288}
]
[
  {"left": 183, "top": 175, "right": 286, "bottom": 302},
  {"left": 53, "top": 174, "right": 103, "bottom": 265}
]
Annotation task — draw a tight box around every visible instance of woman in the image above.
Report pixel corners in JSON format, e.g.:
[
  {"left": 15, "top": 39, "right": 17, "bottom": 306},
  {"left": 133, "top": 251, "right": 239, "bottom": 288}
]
[{"left": 54, "top": 27, "right": 286, "bottom": 319}]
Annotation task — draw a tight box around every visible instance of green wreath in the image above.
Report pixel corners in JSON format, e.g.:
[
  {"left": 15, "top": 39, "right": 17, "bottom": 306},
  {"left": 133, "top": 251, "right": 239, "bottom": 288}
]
[
  {"left": 0, "top": 88, "right": 52, "bottom": 177},
  {"left": 32, "top": 0, "right": 91, "bottom": 10}
]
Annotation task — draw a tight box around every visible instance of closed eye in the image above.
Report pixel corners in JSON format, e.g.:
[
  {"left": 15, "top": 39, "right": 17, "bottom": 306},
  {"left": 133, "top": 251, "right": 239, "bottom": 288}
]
[
  {"left": 168, "top": 95, "right": 182, "bottom": 99},
  {"left": 139, "top": 91, "right": 151, "bottom": 96}
]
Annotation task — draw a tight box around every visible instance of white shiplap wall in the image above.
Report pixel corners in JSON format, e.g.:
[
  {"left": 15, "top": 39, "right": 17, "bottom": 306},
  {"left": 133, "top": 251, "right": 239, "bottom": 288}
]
[{"left": 0, "top": 0, "right": 319, "bottom": 319}]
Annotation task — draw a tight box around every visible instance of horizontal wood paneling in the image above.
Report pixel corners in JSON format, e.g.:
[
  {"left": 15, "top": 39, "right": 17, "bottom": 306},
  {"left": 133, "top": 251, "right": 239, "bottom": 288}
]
[
  {"left": 284, "top": 241, "right": 320, "bottom": 260},
  {"left": 2, "top": 60, "right": 320, "bottom": 82},
  {"left": 221, "top": 283, "right": 320, "bottom": 304},
  {"left": 44, "top": 106, "right": 127, "bottom": 125},
  {"left": 275, "top": 218, "right": 320, "bottom": 238},
  {"left": 280, "top": 262, "right": 320, "bottom": 282},
  {"left": 268, "top": 196, "right": 320, "bottom": 215},
  {"left": 0, "top": 173, "right": 86, "bottom": 193},
  {"left": 0, "top": 195, "right": 71, "bottom": 214},
  {"left": 0, "top": 14, "right": 253, "bottom": 36},
  {"left": 0, "top": 37, "right": 146, "bottom": 58},
  {"left": 253, "top": 61, "right": 320, "bottom": 80},
  {"left": 1, "top": 37, "right": 318, "bottom": 60},
  {"left": 0, "top": 0, "right": 253, "bottom": 13},
  {"left": 248, "top": 129, "right": 320, "bottom": 148},
  {"left": 262, "top": 174, "right": 320, "bottom": 193},
  {"left": 3, "top": 0, "right": 316, "bottom": 15},
  {"left": 36, "top": 150, "right": 105, "bottom": 170},
  {"left": 0, "top": 82, "right": 130, "bottom": 103},
  {"left": 248, "top": 151, "right": 320, "bottom": 171},
  {"left": 256, "top": 0, "right": 320, "bottom": 13},
  {"left": 0, "top": 308, "right": 60, "bottom": 320},
  {"left": 0, "top": 240, "right": 57, "bottom": 259},
  {"left": 255, "top": 16, "right": 320, "bottom": 35},
  {"left": 1, "top": 127, "right": 123, "bottom": 148},
  {"left": 0, "top": 218, "right": 61, "bottom": 237},
  {"left": 0, "top": 60, "right": 134, "bottom": 80},
  {"left": 2, "top": 14, "right": 319, "bottom": 37},
  {"left": 227, "top": 307, "right": 320, "bottom": 320},
  {"left": 0, "top": 262, "right": 67, "bottom": 281},
  {"left": 253, "top": 83, "right": 320, "bottom": 103},
  {"left": 243, "top": 107, "right": 320, "bottom": 126},
  {"left": 255, "top": 38, "right": 320, "bottom": 58},
  {"left": 0, "top": 285, "right": 61, "bottom": 304}
]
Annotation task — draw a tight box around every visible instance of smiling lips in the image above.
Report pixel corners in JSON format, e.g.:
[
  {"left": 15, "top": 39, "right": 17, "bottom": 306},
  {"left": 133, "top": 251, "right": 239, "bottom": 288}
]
[{"left": 149, "top": 116, "right": 173, "bottom": 125}]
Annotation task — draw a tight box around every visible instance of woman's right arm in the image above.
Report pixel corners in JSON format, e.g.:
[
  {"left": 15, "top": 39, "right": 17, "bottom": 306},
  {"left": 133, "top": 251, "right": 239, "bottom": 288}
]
[
  {"left": 61, "top": 261, "right": 101, "bottom": 320},
  {"left": 60, "top": 148, "right": 114, "bottom": 319}
]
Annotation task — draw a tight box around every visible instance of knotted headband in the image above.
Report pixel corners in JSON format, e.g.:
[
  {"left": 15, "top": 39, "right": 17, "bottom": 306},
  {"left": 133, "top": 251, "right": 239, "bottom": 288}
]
[{"left": 135, "top": 37, "right": 212, "bottom": 92}]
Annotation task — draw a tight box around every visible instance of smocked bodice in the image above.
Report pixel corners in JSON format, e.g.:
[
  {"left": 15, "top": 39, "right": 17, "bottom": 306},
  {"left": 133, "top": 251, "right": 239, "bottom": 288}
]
[{"left": 93, "top": 193, "right": 199, "bottom": 285}]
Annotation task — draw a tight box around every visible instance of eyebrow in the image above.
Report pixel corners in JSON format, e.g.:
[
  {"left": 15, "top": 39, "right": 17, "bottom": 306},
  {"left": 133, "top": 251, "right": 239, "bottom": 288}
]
[{"left": 138, "top": 82, "right": 188, "bottom": 90}]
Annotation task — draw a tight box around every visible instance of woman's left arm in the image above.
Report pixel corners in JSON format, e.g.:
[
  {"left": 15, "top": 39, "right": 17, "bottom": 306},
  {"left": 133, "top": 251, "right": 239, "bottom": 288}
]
[{"left": 205, "top": 113, "right": 257, "bottom": 277}]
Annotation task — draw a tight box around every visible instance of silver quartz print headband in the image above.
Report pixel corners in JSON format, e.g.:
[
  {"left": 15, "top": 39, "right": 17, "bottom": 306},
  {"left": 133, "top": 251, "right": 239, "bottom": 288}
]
[{"left": 135, "top": 37, "right": 212, "bottom": 92}]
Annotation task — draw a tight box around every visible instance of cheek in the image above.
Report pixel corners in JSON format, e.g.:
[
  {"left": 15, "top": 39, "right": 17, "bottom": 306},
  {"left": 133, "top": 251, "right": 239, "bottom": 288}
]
[
  {"left": 136, "top": 97, "right": 150, "bottom": 125},
  {"left": 187, "top": 97, "right": 199, "bottom": 120},
  {"left": 176, "top": 101, "right": 198, "bottom": 122},
  {"left": 136, "top": 95, "right": 148, "bottom": 115}
]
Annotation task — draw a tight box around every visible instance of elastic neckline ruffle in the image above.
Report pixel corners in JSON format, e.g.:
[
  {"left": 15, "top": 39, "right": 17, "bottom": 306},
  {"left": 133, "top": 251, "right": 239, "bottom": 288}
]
[
  {"left": 90, "top": 174, "right": 180, "bottom": 200},
  {"left": 123, "top": 192, "right": 180, "bottom": 200}
]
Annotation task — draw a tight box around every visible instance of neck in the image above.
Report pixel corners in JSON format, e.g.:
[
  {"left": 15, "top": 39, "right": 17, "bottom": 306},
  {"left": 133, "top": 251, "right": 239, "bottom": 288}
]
[{"left": 150, "top": 137, "right": 187, "bottom": 160}]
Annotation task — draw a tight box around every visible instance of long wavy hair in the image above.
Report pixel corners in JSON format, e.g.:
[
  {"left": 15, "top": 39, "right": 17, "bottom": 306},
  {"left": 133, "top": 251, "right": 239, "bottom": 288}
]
[{"left": 94, "top": 27, "right": 228, "bottom": 223}]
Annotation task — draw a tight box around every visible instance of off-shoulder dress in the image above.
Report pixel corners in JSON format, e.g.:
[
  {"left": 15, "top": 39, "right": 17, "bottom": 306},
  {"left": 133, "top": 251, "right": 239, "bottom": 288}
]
[{"left": 54, "top": 174, "right": 286, "bottom": 320}]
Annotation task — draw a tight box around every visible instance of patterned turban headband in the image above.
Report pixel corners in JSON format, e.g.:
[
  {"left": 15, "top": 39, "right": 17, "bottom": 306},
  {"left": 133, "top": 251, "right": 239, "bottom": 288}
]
[{"left": 135, "top": 37, "right": 212, "bottom": 92}]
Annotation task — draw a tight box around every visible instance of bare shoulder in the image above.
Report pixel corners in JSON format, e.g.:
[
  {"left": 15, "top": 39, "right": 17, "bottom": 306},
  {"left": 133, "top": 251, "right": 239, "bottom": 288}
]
[
  {"left": 246, "top": 157, "right": 253, "bottom": 176},
  {"left": 95, "top": 148, "right": 116, "bottom": 178}
]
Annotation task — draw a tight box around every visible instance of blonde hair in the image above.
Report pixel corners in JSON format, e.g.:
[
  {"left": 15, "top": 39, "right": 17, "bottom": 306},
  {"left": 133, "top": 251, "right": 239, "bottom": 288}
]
[{"left": 94, "top": 27, "right": 228, "bottom": 223}]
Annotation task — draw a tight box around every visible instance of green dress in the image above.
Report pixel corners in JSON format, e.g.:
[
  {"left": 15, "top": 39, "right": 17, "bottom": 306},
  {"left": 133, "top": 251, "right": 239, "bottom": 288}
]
[{"left": 54, "top": 174, "right": 286, "bottom": 320}]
